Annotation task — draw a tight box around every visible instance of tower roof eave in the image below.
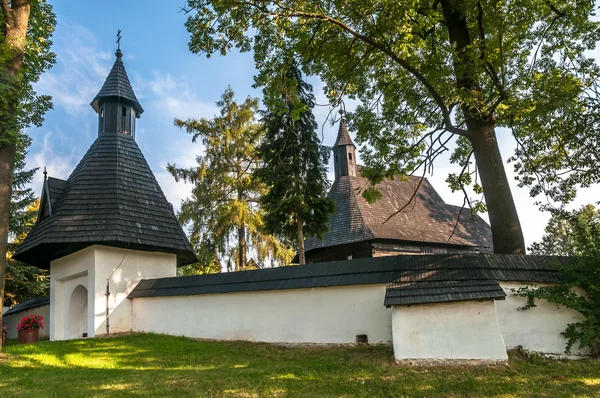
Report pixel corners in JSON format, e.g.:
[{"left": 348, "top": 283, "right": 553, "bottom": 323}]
[{"left": 12, "top": 132, "right": 197, "bottom": 268}]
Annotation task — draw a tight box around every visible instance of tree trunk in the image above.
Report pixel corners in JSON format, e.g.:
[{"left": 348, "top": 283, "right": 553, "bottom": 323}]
[
  {"left": 236, "top": 182, "right": 247, "bottom": 270},
  {"left": 469, "top": 124, "right": 525, "bottom": 254},
  {"left": 237, "top": 225, "right": 247, "bottom": 270},
  {"left": 0, "top": 0, "right": 31, "bottom": 354},
  {"left": 296, "top": 212, "right": 305, "bottom": 265},
  {"left": 440, "top": 0, "right": 525, "bottom": 254},
  {"left": 0, "top": 144, "right": 16, "bottom": 352}
]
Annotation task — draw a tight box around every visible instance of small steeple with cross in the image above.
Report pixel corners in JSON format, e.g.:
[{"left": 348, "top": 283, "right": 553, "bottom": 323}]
[
  {"left": 90, "top": 31, "right": 144, "bottom": 139},
  {"left": 116, "top": 29, "right": 122, "bottom": 50}
]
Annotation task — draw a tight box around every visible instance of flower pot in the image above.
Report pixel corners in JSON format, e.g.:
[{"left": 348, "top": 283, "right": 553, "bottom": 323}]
[
  {"left": 1, "top": 332, "right": 6, "bottom": 347},
  {"left": 18, "top": 329, "right": 40, "bottom": 344}
]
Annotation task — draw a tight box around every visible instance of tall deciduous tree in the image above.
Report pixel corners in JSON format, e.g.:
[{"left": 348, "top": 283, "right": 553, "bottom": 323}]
[
  {"left": 0, "top": 0, "right": 55, "bottom": 351},
  {"left": 256, "top": 62, "right": 334, "bottom": 265},
  {"left": 168, "top": 87, "right": 293, "bottom": 271},
  {"left": 528, "top": 204, "right": 600, "bottom": 256},
  {"left": 182, "top": 0, "right": 600, "bottom": 255}
]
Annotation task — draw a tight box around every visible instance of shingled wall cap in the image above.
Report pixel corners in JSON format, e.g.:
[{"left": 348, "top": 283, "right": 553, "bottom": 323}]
[{"left": 90, "top": 49, "right": 144, "bottom": 115}]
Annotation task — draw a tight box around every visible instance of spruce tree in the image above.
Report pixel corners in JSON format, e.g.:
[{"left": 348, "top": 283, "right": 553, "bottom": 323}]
[
  {"left": 256, "top": 62, "right": 335, "bottom": 265},
  {"left": 5, "top": 132, "right": 49, "bottom": 306}
]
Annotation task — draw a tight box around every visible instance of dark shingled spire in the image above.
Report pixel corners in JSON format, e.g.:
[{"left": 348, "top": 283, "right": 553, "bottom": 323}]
[
  {"left": 332, "top": 111, "right": 357, "bottom": 179},
  {"left": 13, "top": 132, "right": 197, "bottom": 268},
  {"left": 90, "top": 49, "right": 144, "bottom": 115},
  {"left": 13, "top": 44, "right": 195, "bottom": 267},
  {"left": 333, "top": 112, "right": 355, "bottom": 148}
]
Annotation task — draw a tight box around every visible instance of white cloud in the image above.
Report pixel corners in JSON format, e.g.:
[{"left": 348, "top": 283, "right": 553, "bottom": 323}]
[
  {"left": 149, "top": 72, "right": 176, "bottom": 96},
  {"left": 148, "top": 72, "right": 219, "bottom": 120},
  {"left": 29, "top": 131, "right": 78, "bottom": 190},
  {"left": 35, "top": 23, "right": 112, "bottom": 115}
]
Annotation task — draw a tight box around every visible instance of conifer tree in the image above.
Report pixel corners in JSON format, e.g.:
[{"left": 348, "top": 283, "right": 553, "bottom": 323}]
[
  {"left": 168, "top": 87, "right": 293, "bottom": 271},
  {"left": 5, "top": 133, "right": 49, "bottom": 306},
  {"left": 256, "top": 63, "right": 335, "bottom": 265}
]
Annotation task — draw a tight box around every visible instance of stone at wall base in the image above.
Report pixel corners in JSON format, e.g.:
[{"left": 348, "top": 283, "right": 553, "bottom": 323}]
[
  {"left": 395, "top": 358, "right": 508, "bottom": 367},
  {"left": 18, "top": 329, "right": 40, "bottom": 344}
]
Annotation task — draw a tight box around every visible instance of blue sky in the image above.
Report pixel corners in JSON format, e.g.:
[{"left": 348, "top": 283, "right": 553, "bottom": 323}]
[{"left": 26, "top": 0, "right": 600, "bottom": 248}]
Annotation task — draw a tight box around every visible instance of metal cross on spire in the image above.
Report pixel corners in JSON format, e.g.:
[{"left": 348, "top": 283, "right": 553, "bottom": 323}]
[{"left": 116, "top": 29, "right": 122, "bottom": 50}]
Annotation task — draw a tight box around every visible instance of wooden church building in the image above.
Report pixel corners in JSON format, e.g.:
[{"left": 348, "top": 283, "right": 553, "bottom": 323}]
[
  {"left": 13, "top": 48, "right": 196, "bottom": 341},
  {"left": 304, "top": 117, "right": 493, "bottom": 263}
]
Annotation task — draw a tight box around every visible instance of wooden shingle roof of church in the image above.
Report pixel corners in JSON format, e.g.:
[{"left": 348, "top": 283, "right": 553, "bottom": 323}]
[
  {"left": 90, "top": 49, "right": 143, "bottom": 115},
  {"left": 12, "top": 132, "right": 197, "bottom": 268},
  {"left": 304, "top": 174, "right": 493, "bottom": 253}
]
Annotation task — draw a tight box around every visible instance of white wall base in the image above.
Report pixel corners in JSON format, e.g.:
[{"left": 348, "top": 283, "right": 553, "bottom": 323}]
[
  {"left": 391, "top": 300, "right": 508, "bottom": 362},
  {"left": 49, "top": 245, "right": 177, "bottom": 341},
  {"left": 496, "top": 282, "right": 589, "bottom": 356},
  {"left": 132, "top": 284, "right": 392, "bottom": 344}
]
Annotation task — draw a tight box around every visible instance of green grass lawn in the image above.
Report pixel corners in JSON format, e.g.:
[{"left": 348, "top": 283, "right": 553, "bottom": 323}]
[{"left": 0, "top": 333, "right": 598, "bottom": 397}]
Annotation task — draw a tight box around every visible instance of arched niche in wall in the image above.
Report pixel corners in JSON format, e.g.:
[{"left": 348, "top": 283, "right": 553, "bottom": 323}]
[{"left": 69, "top": 284, "right": 88, "bottom": 339}]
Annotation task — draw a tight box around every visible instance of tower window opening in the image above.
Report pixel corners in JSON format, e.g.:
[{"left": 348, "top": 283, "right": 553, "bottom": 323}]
[
  {"left": 122, "top": 106, "right": 127, "bottom": 117},
  {"left": 349, "top": 153, "right": 353, "bottom": 161},
  {"left": 335, "top": 155, "right": 339, "bottom": 163}
]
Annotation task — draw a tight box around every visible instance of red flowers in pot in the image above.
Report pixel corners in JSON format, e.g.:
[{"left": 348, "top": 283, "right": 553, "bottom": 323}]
[{"left": 16, "top": 314, "right": 44, "bottom": 344}]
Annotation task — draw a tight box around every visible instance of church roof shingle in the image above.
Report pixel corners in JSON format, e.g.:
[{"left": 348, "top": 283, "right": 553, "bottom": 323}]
[
  {"left": 47, "top": 176, "right": 68, "bottom": 211},
  {"left": 305, "top": 174, "right": 493, "bottom": 253},
  {"left": 13, "top": 132, "right": 197, "bottom": 268},
  {"left": 90, "top": 50, "right": 143, "bottom": 115}
]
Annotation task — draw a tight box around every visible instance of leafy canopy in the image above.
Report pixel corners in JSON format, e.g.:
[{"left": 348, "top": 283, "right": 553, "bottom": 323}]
[
  {"left": 528, "top": 204, "right": 600, "bottom": 256},
  {"left": 0, "top": 0, "right": 55, "bottom": 145},
  {"left": 183, "top": 0, "right": 600, "bottom": 209}
]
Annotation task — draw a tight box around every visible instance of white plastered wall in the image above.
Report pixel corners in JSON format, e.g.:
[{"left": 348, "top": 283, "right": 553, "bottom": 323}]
[
  {"left": 50, "top": 247, "right": 95, "bottom": 341},
  {"left": 93, "top": 246, "right": 176, "bottom": 335},
  {"left": 3, "top": 305, "right": 50, "bottom": 340},
  {"left": 496, "top": 282, "right": 587, "bottom": 355},
  {"left": 391, "top": 300, "right": 508, "bottom": 362},
  {"left": 132, "top": 284, "right": 392, "bottom": 344},
  {"left": 49, "top": 245, "right": 176, "bottom": 341}
]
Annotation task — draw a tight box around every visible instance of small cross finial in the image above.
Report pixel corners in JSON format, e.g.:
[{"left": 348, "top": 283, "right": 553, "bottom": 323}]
[
  {"left": 43, "top": 167, "right": 47, "bottom": 180},
  {"left": 116, "top": 29, "right": 122, "bottom": 50}
]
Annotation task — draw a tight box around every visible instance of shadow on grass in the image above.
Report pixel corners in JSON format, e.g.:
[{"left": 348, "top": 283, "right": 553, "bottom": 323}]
[{"left": 1, "top": 333, "right": 599, "bottom": 397}]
